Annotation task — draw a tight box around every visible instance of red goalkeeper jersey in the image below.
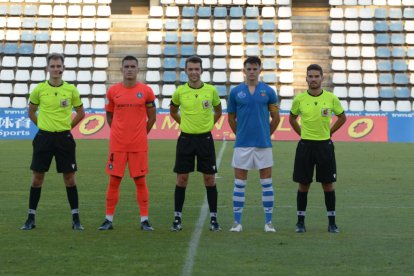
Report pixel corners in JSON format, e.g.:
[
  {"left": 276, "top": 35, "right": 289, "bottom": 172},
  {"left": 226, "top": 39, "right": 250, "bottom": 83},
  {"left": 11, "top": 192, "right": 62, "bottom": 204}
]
[{"left": 105, "top": 82, "right": 155, "bottom": 152}]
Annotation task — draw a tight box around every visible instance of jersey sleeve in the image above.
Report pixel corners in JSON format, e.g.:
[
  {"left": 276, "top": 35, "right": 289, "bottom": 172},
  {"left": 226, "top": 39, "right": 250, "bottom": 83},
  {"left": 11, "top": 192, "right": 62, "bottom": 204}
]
[
  {"left": 290, "top": 94, "right": 300, "bottom": 115},
  {"left": 105, "top": 86, "right": 114, "bottom": 112},
  {"left": 227, "top": 88, "right": 236, "bottom": 114},
  {"left": 145, "top": 86, "right": 156, "bottom": 107},
  {"left": 332, "top": 94, "right": 344, "bottom": 115},
  {"left": 29, "top": 84, "right": 40, "bottom": 105},
  {"left": 171, "top": 86, "right": 181, "bottom": 106},
  {"left": 212, "top": 86, "right": 221, "bottom": 107},
  {"left": 72, "top": 86, "right": 83, "bottom": 108},
  {"left": 268, "top": 87, "right": 279, "bottom": 106}
]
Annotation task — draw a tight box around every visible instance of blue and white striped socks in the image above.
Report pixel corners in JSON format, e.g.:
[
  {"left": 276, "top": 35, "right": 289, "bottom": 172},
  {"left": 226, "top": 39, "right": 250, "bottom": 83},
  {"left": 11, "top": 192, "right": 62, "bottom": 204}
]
[
  {"left": 261, "top": 178, "right": 274, "bottom": 224},
  {"left": 232, "top": 179, "right": 246, "bottom": 224}
]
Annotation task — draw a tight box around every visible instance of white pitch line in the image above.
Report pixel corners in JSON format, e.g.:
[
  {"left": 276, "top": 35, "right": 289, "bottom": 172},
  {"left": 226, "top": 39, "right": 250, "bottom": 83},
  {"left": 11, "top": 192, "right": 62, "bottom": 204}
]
[{"left": 181, "top": 140, "right": 227, "bottom": 276}]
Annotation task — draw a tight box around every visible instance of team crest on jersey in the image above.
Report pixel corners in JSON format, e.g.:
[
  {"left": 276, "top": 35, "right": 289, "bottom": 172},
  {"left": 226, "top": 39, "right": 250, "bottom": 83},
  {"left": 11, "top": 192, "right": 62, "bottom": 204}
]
[
  {"left": 202, "top": 100, "right": 211, "bottom": 109},
  {"left": 260, "top": 90, "right": 267, "bottom": 97},
  {"left": 321, "top": 108, "right": 330, "bottom": 117},
  {"left": 136, "top": 92, "right": 143, "bottom": 99},
  {"left": 237, "top": 91, "right": 246, "bottom": 98}
]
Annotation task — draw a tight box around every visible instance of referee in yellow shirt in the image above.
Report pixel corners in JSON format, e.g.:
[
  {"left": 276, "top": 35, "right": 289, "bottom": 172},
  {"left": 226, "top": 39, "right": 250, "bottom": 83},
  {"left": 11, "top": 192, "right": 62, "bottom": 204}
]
[
  {"left": 170, "top": 56, "right": 222, "bottom": 232},
  {"left": 21, "top": 53, "right": 85, "bottom": 230},
  {"left": 289, "top": 64, "right": 346, "bottom": 233}
]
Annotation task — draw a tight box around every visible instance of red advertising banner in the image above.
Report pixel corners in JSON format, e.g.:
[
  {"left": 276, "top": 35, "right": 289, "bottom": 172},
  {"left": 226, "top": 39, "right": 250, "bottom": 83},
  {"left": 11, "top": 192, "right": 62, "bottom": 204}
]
[{"left": 72, "top": 113, "right": 388, "bottom": 142}]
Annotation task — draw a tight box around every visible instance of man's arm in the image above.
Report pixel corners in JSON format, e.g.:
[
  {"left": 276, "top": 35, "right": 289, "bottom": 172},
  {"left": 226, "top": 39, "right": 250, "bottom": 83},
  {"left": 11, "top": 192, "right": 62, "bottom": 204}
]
[
  {"left": 269, "top": 105, "right": 280, "bottom": 135},
  {"left": 146, "top": 106, "right": 156, "bottom": 134},
  {"left": 213, "top": 103, "right": 222, "bottom": 124},
  {"left": 330, "top": 112, "right": 347, "bottom": 136},
  {"left": 106, "top": 111, "right": 113, "bottom": 127},
  {"left": 71, "top": 105, "right": 85, "bottom": 129},
  {"left": 170, "top": 103, "right": 180, "bottom": 124},
  {"left": 227, "top": 112, "right": 237, "bottom": 134},
  {"left": 28, "top": 103, "right": 38, "bottom": 126},
  {"left": 289, "top": 113, "right": 301, "bottom": 136}
]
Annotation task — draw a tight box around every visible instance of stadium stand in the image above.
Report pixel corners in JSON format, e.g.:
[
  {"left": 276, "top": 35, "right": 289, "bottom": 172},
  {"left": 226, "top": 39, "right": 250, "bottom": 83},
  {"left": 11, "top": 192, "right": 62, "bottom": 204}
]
[
  {"left": 0, "top": 1, "right": 412, "bottom": 111},
  {"left": 330, "top": 1, "right": 414, "bottom": 111},
  {"left": 146, "top": 2, "right": 294, "bottom": 110},
  {"left": 0, "top": 0, "right": 111, "bottom": 109}
]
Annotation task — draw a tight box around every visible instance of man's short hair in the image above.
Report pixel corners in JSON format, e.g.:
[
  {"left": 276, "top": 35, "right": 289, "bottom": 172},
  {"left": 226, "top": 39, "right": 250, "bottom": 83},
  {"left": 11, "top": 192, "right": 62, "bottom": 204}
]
[
  {"left": 307, "top": 64, "right": 323, "bottom": 76},
  {"left": 46, "top": 53, "right": 64, "bottom": 65},
  {"left": 185, "top": 55, "right": 203, "bottom": 69},
  {"left": 121, "top": 55, "right": 138, "bottom": 66},
  {"left": 244, "top": 56, "right": 261, "bottom": 67}
]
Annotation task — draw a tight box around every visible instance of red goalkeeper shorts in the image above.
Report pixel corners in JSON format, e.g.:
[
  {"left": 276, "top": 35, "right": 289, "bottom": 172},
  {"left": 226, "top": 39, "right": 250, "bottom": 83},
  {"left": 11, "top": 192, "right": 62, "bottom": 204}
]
[{"left": 106, "top": 151, "right": 148, "bottom": 178}]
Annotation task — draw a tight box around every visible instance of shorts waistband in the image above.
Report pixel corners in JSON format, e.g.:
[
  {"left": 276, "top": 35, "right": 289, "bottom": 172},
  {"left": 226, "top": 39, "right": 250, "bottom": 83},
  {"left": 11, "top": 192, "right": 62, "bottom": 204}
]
[
  {"left": 180, "top": 131, "right": 211, "bottom": 137},
  {"left": 39, "top": 129, "right": 71, "bottom": 135},
  {"left": 300, "top": 139, "right": 331, "bottom": 143}
]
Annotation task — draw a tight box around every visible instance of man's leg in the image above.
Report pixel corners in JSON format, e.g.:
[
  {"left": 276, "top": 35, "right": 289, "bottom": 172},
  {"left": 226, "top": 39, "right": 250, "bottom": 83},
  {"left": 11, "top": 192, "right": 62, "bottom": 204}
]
[
  {"left": 63, "top": 172, "right": 83, "bottom": 230},
  {"left": 21, "top": 171, "right": 45, "bottom": 230}
]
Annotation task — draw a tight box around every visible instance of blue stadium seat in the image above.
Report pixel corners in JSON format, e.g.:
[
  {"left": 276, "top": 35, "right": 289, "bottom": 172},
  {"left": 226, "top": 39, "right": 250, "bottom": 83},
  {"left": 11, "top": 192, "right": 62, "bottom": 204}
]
[
  {"left": 389, "top": 8, "right": 402, "bottom": 19},
  {"left": 262, "top": 20, "right": 276, "bottom": 31},
  {"left": 230, "top": 7, "right": 243, "bottom": 18},
  {"left": 374, "top": 8, "right": 387, "bottom": 19},
  {"left": 35, "top": 31, "right": 49, "bottom": 42},
  {"left": 197, "top": 7, "right": 211, "bottom": 18},
  {"left": 389, "top": 21, "right": 403, "bottom": 32},
  {"left": 22, "top": 18, "right": 36, "bottom": 29},
  {"left": 179, "top": 71, "right": 188, "bottom": 83},
  {"left": 262, "top": 33, "right": 276, "bottom": 44},
  {"left": 182, "top": 6, "right": 195, "bottom": 18},
  {"left": 246, "top": 33, "right": 260, "bottom": 44},
  {"left": 213, "top": 7, "right": 227, "bottom": 18},
  {"left": 375, "top": 34, "right": 390, "bottom": 45},
  {"left": 165, "top": 32, "right": 178, "bottom": 43},
  {"left": 181, "top": 45, "right": 195, "bottom": 56},
  {"left": 246, "top": 45, "right": 260, "bottom": 56},
  {"left": 391, "top": 34, "right": 404, "bottom": 45},
  {"left": 379, "top": 87, "right": 394, "bottom": 98},
  {"left": 374, "top": 21, "right": 388, "bottom": 32},
  {"left": 181, "top": 20, "right": 194, "bottom": 30},
  {"left": 376, "top": 47, "right": 391, "bottom": 58},
  {"left": 262, "top": 46, "right": 277, "bottom": 57},
  {"left": 216, "top": 85, "right": 227, "bottom": 97},
  {"left": 163, "top": 71, "right": 177, "bottom": 83},
  {"left": 181, "top": 32, "right": 194, "bottom": 43},
  {"left": 163, "top": 58, "right": 177, "bottom": 69},
  {"left": 18, "top": 43, "right": 33, "bottom": 55},
  {"left": 379, "top": 74, "right": 393, "bottom": 85},
  {"left": 393, "top": 60, "right": 407, "bottom": 71},
  {"left": 164, "top": 45, "right": 178, "bottom": 56},
  {"left": 395, "top": 87, "right": 410, "bottom": 98},
  {"left": 164, "top": 19, "right": 178, "bottom": 31},
  {"left": 3, "top": 43, "right": 18, "bottom": 55},
  {"left": 246, "top": 20, "right": 260, "bottom": 31},
  {"left": 262, "top": 73, "right": 277, "bottom": 83},
  {"left": 377, "top": 60, "right": 391, "bottom": 71},
  {"left": 392, "top": 47, "right": 405, "bottom": 58},
  {"left": 394, "top": 73, "right": 409, "bottom": 85},
  {"left": 179, "top": 58, "right": 186, "bottom": 69},
  {"left": 403, "top": 8, "right": 414, "bottom": 19},
  {"left": 36, "top": 19, "right": 50, "bottom": 29},
  {"left": 21, "top": 31, "right": 35, "bottom": 42}
]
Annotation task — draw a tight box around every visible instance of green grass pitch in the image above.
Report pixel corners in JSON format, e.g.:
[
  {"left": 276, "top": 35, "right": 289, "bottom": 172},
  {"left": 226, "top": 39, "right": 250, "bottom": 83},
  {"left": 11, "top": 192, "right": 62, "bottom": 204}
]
[{"left": 0, "top": 140, "right": 413, "bottom": 275}]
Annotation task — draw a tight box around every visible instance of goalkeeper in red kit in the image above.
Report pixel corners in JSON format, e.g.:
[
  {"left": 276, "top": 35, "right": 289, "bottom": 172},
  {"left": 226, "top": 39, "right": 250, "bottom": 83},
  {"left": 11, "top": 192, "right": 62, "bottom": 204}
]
[{"left": 98, "top": 55, "right": 156, "bottom": 231}]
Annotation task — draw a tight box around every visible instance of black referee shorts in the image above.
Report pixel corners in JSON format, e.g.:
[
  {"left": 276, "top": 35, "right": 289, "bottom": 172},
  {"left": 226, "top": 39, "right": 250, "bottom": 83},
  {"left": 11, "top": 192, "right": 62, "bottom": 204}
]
[
  {"left": 293, "top": 139, "right": 337, "bottom": 184},
  {"left": 30, "top": 130, "right": 77, "bottom": 173},
  {"left": 174, "top": 132, "right": 217, "bottom": 175}
]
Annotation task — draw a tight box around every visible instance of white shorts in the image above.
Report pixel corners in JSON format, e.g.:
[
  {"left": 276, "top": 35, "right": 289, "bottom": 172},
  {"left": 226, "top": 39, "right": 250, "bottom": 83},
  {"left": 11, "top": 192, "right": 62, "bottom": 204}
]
[{"left": 232, "top": 147, "right": 274, "bottom": 170}]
